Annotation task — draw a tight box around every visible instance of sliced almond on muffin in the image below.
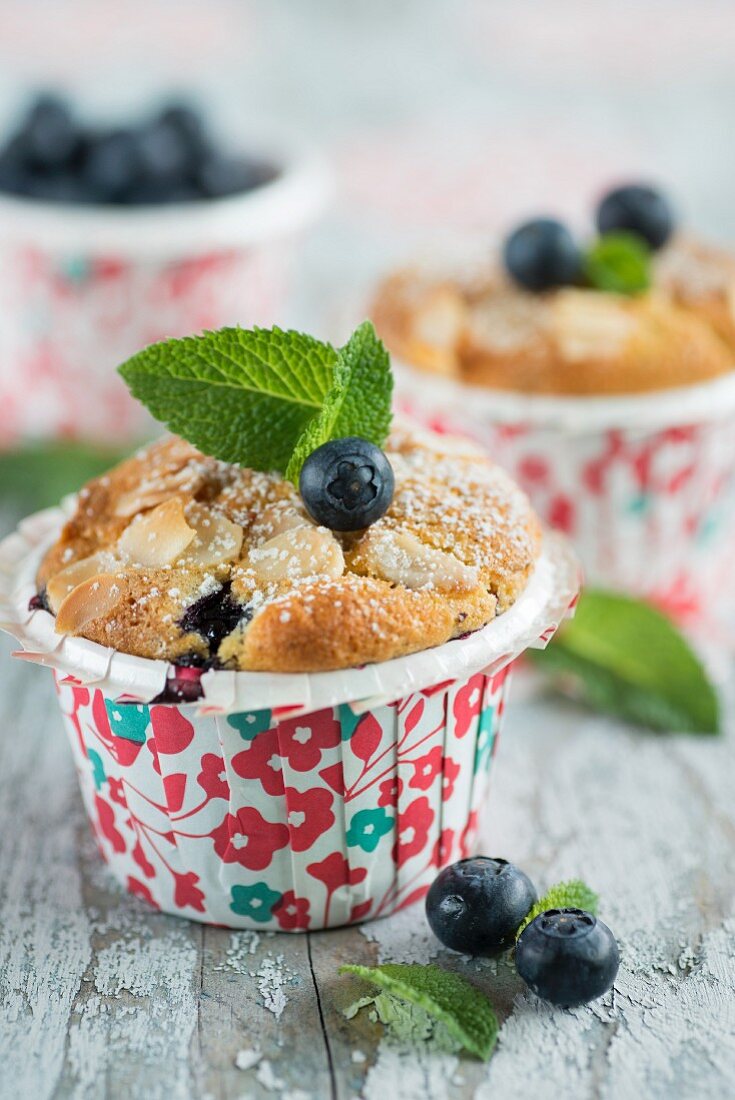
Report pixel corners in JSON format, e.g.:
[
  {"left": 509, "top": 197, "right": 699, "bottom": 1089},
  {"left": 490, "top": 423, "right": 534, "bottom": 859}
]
[
  {"left": 117, "top": 498, "right": 196, "bottom": 567},
  {"left": 56, "top": 574, "right": 129, "bottom": 635}
]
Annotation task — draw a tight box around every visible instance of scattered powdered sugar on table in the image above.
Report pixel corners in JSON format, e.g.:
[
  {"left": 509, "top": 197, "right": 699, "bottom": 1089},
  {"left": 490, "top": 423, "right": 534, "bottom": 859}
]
[
  {"left": 234, "top": 1047, "right": 262, "bottom": 1071},
  {"left": 255, "top": 952, "right": 291, "bottom": 1020},
  {"left": 256, "top": 1057, "right": 286, "bottom": 1091},
  {"left": 214, "top": 929, "right": 262, "bottom": 973}
]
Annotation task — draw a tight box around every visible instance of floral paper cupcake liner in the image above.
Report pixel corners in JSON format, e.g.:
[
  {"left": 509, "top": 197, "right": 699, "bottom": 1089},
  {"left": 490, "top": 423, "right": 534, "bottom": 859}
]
[
  {"left": 0, "top": 507, "right": 579, "bottom": 930},
  {"left": 396, "top": 364, "right": 735, "bottom": 626}
]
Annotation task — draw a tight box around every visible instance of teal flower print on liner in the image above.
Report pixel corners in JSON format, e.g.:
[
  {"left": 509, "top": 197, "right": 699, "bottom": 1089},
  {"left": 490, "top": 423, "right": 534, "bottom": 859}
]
[
  {"left": 87, "top": 747, "right": 106, "bottom": 791},
  {"left": 473, "top": 706, "right": 496, "bottom": 775},
  {"left": 346, "top": 807, "right": 394, "bottom": 853},
  {"left": 227, "top": 710, "right": 273, "bottom": 741},
  {"left": 338, "top": 704, "right": 363, "bottom": 742},
  {"left": 105, "top": 700, "right": 150, "bottom": 743},
  {"left": 229, "top": 881, "right": 282, "bottom": 922}
]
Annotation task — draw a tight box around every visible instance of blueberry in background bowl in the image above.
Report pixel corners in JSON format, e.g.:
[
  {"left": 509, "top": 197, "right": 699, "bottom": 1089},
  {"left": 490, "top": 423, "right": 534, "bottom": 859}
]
[{"left": 0, "top": 92, "right": 278, "bottom": 206}]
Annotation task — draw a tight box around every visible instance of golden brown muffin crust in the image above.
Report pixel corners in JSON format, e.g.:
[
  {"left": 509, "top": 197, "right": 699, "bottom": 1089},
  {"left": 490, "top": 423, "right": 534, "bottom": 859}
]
[
  {"left": 36, "top": 426, "right": 541, "bottom": 673},
  {"left": 372, "top": 242, "right": 735, "bottom": 396}
]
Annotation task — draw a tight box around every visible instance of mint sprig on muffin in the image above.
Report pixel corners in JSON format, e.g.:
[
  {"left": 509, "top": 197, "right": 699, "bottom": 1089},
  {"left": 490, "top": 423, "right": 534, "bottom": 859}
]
[
  {"left": 119, "top": 320, "right": 393, "bottom": 482},
  {"left": 119, "top": 320, "right": 395, "bottom": 533}
]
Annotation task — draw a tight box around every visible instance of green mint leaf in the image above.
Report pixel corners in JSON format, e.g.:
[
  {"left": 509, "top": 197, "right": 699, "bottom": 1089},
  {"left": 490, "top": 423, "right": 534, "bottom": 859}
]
[
  {"left": 346, "top": 991, "right": 464, "bottom": 1055},
  {"left": 340, "top": 963, "right": 498, "bottom": 1061},
  {"left": 530, "top": 590, "right": 720, "bottom": 734},
  {"left": 118, "top": 326, "right": 338, "bottom": 474},
  {"left": 584, "top": 231, "right": 651, "bottom": 295},
  {"left": 516, "top": 879, "right": 598, "bottom": 940},
  {"left": 285, "top": 320, "right": 393, "bottom": 483}
]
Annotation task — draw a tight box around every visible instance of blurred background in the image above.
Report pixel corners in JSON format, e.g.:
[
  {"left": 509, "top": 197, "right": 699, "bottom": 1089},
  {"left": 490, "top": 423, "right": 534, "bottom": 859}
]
[{"left": 1, "top": 0, "right": 735, "bottom": 517}]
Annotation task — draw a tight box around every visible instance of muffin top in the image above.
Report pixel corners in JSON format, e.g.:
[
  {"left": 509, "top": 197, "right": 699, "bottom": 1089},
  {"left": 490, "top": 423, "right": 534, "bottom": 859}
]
[
  {"left": 37, "top": 423, "right": 541, "bottom": 673},
  {"left": 372, "top": 237, "right": 735, "bottom": 397}
]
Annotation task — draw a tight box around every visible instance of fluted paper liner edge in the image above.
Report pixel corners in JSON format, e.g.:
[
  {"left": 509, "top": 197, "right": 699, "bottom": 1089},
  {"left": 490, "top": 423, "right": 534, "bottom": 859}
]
[{"left": 0, "top": 505, "right": 580, "bottom": 716}]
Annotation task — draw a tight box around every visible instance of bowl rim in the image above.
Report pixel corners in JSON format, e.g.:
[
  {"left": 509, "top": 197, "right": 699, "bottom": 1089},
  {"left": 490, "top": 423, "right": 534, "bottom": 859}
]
[
  {"left": 394, "top": 356, "right": 735, "bottom": 434},
  {"left": 0, "top": 142, "right": 332, "bottom": 257}
]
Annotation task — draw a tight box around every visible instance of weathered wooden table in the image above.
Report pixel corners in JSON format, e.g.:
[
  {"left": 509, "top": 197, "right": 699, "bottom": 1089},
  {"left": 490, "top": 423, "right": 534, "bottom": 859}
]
[{"left": 1, "top": 632, "right": 733, "bottom": 1100}]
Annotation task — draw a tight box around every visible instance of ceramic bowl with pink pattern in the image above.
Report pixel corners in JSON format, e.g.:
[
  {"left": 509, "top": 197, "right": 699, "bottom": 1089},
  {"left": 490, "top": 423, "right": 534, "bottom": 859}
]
[
  {"left": 0, "top": 145, "right": 330, "bottom": 449},
  {"left": 0, "top": 505, "right": 578, "bottom": 931}
]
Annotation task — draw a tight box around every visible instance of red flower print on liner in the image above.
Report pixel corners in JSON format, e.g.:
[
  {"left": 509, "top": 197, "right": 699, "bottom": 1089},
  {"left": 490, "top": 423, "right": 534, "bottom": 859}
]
[
  {"left": 276, "top": 711, "right": 341, "bottom": 772},
  {"left": 108, "top": 776, "right": 127, "bottom": 808},
  {"left": 197, "top": 753, "right": 230, "bottom": 801},
  {"left": 162, "top": 773, "right": 187, "bottom": 813},
  {"left": 231, "top": 729, "right": 284, "bottom": 796},
  {"left": 210, "top": 808, "right": 289, "bottom": 871},
  {"left": 408, "top": 746, "right": 443, "bottom": 791},
  {"left": 285, "top": 787, "right": 335, "bottom": 852},
  {"left": 350, "top": 899, "right": 373, "bottom": 923},
  {"left": 459, "top": 810, "right": 480, "bottom": 858},
  {"left": 132, "top": 839, "right": 155, "bottom": 879},
  {"left": 350, "top": 713, "right": 382, "bottom": 764},
  {"left": 127, "top": 876, "right": 159, "bottom": 909},
  {"left": 307, "top": 852, "right": 368, "bottom": 926},
  {"left": 452, "top": 674, "right": 484, "bottom": 738},
  {"left": 273, "top": 890, "right": 310, "bottom": 930},
  {"left": 548, "top": 493, "right": 576, "bottom": 535},
  {"left": 150, "top": 706, "right": 195, "bottom": 754},
  {"left": 174, "top": 870, "right": 206, "bottom": 913},
  {"left": 430, "top": 827, "right": 456, "bottom": 868},
  {"left": 319, "top": 762, "right": 344, "bottom": 795},
  {"left": 394, "top": 795, "right": 434, "bottom": 868},
  {"left": 377, "top": 776, "right": 402, "bottom": 807},
  {"left": 442, "top": 757, "right": 461, "bottom": 802},
  {"left": 95, "top": 793, "right": 126, "bottom": 854}
]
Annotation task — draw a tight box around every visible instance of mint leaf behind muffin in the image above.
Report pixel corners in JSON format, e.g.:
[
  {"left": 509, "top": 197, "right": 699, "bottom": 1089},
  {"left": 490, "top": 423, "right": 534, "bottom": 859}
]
[
  {"left": 530, "top": 590, "right": 720, "bottom": 734},
  {"left": 584, "top": 231, "right": 651, "bottom": 295},
  {"left": 118, "top": 323, "right": 393, "bottom": 481},
  {"left": 285, "top": 321, "right": 393, "bottom": 482},
  {"left": 515, "top": 880, "right": 598, "bottom": 940},
  {"left": 340, "top": 963, "right": 499, "bottom": 1061}
]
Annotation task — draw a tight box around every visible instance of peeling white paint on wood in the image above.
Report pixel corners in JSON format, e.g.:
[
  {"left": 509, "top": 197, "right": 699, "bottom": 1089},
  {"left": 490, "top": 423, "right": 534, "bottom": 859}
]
[{"left": 1, "top": 636, "right": 734, "bottom": 1100}]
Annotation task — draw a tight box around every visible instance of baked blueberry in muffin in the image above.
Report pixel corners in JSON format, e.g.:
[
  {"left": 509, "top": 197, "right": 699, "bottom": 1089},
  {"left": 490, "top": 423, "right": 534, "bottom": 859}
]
[{"left": 34, "top": 324, "right": 541, "bottom": 674}]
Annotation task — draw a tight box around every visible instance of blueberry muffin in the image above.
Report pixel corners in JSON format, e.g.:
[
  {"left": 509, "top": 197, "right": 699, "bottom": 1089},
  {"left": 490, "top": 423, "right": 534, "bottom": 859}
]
[
  {"left": 36, "top": 423, "right": 541, "bottom": 673},
  {"left": 372, "top": 185, "right": 735, "bottom": 397}
]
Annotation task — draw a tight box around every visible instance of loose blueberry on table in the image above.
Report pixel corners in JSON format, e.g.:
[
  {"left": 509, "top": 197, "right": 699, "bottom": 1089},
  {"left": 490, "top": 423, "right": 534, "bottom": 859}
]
[
  {"left": 425, "top": 857, "right": 538, "bottom": 955},
  {"left": 0, "top": 92, "right": 276, "bottom": 205},
  {"left": 515, "top": 907, "right": 620, "bottom": 1007},
  {"left": 299, "top": 437, "right": 395, "bottom": 532}
]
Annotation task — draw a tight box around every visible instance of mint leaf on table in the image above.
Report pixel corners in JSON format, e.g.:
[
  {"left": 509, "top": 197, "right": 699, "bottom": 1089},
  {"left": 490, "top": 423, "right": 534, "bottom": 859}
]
[
  {"left": 530, "top": 590, "right": 720, "bottom": 734},
  {"left": 516, "top": 879, "right": 598, "bottom": 940},
  {"left": 584, "top": 231, "right": 651, "bottom": 295},
  {"left": 285, "top": 321, "right": 392, "bottom": 482},
  {"left": 340, "top": 963, "right": 498, "bottom": 1061},
  {"left": 119, "top": 322, "right": 393, "bottom": 482},
  {"left": 119, "top": 326, "right": 338, "bottom": 475}
]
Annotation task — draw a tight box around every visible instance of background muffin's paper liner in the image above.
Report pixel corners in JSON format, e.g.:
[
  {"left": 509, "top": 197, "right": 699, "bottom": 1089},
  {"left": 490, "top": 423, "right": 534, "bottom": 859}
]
[
  {"left": 0, "top": 506, "right": 580, "bottom": 716},
  {"left": 394, "top": 360, "right": 735, "bottom": 628}
]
